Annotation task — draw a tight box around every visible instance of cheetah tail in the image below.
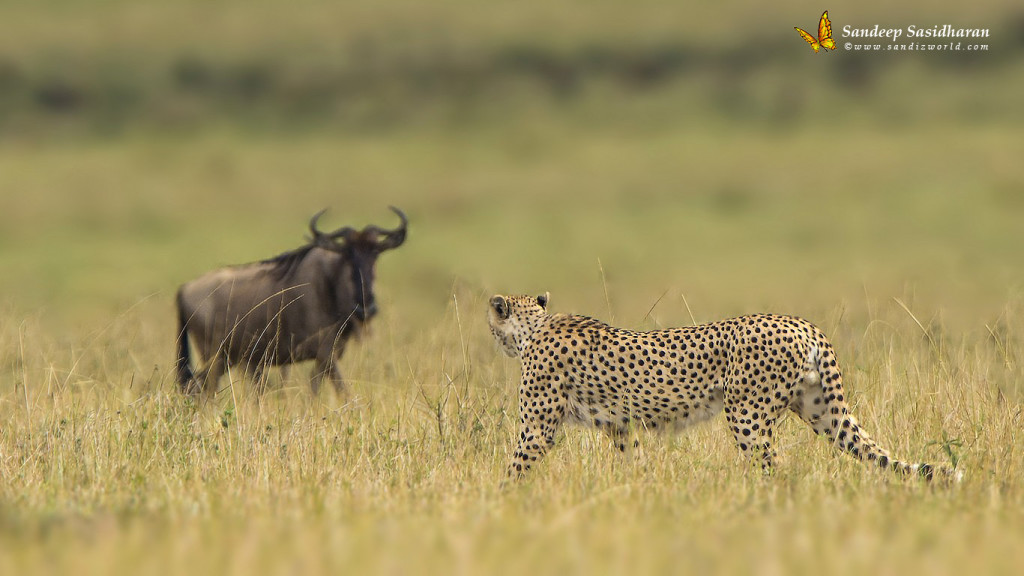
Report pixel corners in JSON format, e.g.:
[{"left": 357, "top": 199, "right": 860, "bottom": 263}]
[
  {"left": 795, "top": 343, "right": 960, "bottom": 483},
  {"left": 824, "top": 410, "right": 961, "bottom": 483}
]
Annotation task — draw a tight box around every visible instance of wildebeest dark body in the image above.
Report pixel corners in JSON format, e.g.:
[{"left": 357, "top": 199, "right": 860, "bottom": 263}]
[{"left": 175, "top": 207, "right": 407, "bottom": 396}]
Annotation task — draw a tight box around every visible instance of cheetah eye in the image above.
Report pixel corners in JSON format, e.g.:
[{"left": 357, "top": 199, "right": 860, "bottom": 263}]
[{"left": 490, "top": 295, "right": 510, "bottom": 319}]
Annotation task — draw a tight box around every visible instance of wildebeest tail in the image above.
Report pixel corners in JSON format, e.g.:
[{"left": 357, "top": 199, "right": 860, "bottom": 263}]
[{"left": 175, "top": 287, "right": 195, "bottom": 391}]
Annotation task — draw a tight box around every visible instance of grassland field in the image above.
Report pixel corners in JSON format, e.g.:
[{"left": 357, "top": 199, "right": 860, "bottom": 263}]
[{"left": 2, "top": 2, "right": 1024, "bottom": 575}]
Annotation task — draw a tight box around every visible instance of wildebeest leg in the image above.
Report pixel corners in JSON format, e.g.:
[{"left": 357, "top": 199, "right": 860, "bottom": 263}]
[
  {"left": 181, "top": 375, "right": 202, "bottom": 396},
  {"left": 310, "top": 335, "right": 348, "bottom": 396},
  {"left": 328, "top": 360, "right": 345, "bottom": 396},
  {"left": 309, "top": 359, "right": 327, "bottom": 396},
  {"left": 328, "top": 338, "right": 349, "bottom": 395},
  {"left": 194, "top": 354, "right": 226, "bottom": 396},
  {"left": 310, "top": 357, "right": 344, "bottom": 397},
  {"left": 250, "top": 364, "right": 270, "bottom": 397}
]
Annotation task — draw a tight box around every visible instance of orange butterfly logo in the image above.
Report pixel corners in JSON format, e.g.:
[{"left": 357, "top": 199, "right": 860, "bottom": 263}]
[{"left": 795, "top": 11, "right": 836, "bottom": 53}]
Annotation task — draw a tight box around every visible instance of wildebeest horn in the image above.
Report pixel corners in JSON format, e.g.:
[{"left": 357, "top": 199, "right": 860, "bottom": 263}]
[
  {"left": 372, "top": 206, "right": 408, "bottom": 250},
  {"left": 309, "top": 209, "right": 355, "bottom": 244},
  {"left": 309, "top": 209, "right": 329, "bottom": 238}
]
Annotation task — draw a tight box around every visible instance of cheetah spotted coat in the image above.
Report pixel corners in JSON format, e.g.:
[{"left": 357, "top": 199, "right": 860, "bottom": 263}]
[{"left": 488, "top": 293, "right": 957, "bottom": 482}]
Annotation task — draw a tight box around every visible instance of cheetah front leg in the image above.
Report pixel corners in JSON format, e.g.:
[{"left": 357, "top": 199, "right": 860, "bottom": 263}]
[
  {"left": 506, "top": 376, "right": 565, "bottom": 482},
  {"left": 506, "top": 422, "right": 559, "bottom": 482}
]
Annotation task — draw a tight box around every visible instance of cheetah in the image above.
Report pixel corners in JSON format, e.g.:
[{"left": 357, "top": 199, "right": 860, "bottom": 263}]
[{"left": 488, "top": 293, "right": 959, "bottom": 482}]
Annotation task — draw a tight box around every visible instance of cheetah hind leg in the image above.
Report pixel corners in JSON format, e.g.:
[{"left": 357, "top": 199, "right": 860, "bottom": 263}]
[
  {"left": 724, "top": 390, "right": 781, "bottom": 475},
  {"left": 790, "top": 357, "right": 959, "bottom": 482},
  {"left": 599, "top": 421, "right": 643, "bottom": 459}
]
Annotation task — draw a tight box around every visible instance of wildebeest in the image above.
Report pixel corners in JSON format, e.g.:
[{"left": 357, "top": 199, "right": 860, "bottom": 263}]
[{"left": 175, "top": 207, "right": 407, "bottom": 396}]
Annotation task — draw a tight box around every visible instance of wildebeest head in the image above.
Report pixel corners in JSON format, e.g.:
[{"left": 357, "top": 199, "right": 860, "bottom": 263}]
[{"left": 308, "top": 206, "right": 408, "bottom": 322}]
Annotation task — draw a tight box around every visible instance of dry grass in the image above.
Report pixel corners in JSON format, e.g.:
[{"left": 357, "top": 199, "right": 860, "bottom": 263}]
[
  {"left": 2, "top": 2, "right": 1024, "bottom": 573},
  {"left": 1, "top": 273, "right": 1023, "bottom": 574}
]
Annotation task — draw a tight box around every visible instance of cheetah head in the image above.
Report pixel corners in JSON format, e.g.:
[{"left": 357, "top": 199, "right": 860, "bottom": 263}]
[{"left": 487, "top": 293, "right": 550, "bottom": 358}]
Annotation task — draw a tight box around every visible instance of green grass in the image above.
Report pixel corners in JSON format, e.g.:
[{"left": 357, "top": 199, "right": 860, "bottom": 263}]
[{"left": 2, "top": 1, "right": 1024, "bottom": 574}]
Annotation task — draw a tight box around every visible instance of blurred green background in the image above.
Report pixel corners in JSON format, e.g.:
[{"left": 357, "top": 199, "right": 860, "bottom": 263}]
[{"left": 0, "top": 0, "right": 1022, "bottom": 344}]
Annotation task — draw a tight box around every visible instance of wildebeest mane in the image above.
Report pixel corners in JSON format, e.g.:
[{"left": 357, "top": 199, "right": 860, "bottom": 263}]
[{"left": 260, "top": 243, "right": 318, "bottom": 282}]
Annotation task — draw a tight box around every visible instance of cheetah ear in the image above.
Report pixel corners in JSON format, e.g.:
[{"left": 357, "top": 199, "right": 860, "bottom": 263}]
[
  {"left": 490, "top": 295, "right": 510, "bottom": 319},
  {"left": 536, "top": 292, "right": 549, "bottom": 310}
]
